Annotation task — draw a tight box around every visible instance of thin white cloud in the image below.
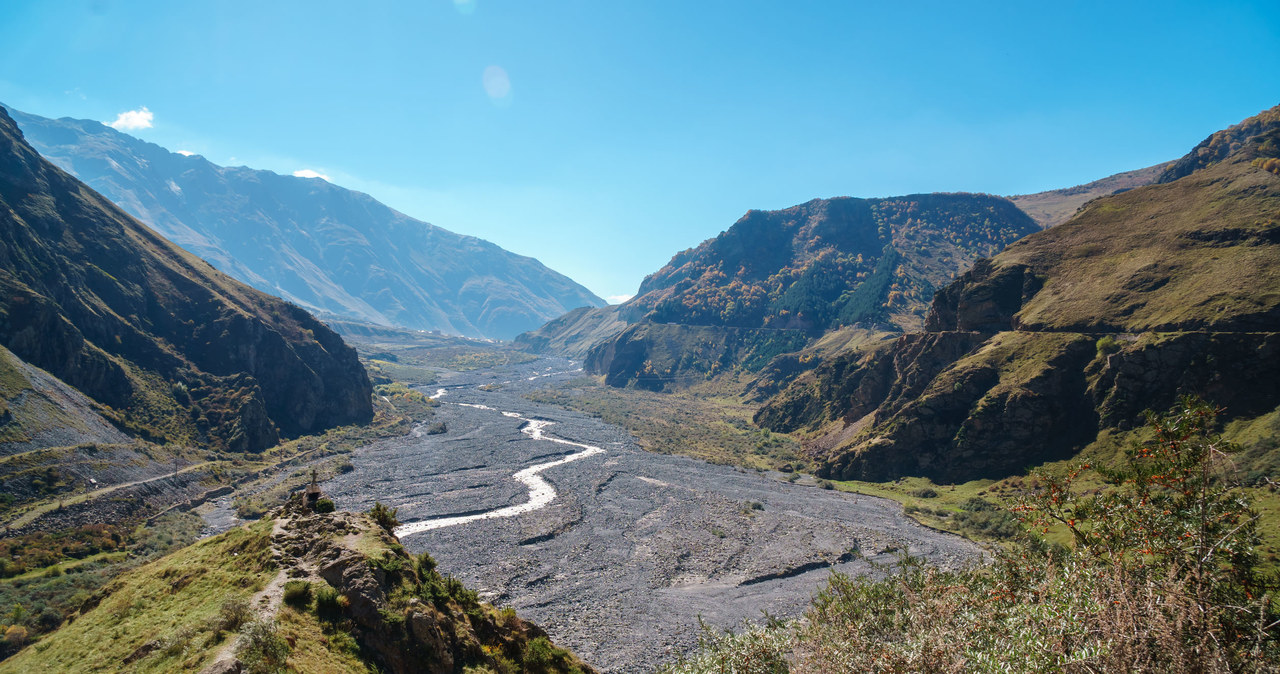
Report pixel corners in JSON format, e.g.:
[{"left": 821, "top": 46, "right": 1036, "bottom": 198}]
[
  {"left": 293, "top": 169, "right": 331, "bottom": 182},
  {"left": 606, "top": 294, "right": 633, "bottom": 304},
  {"left": 106, "top": 107, "right": 154, "bottom": 131},
  {"left": 175, "top": 150, "right": 195, "bottom": 156},
  {"left": 483, "top": 65, "right": 512, "bottom": 102}
]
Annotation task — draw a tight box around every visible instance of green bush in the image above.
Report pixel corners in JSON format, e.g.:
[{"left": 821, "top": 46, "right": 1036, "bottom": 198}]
[
  {"left": 1018, "top": 396, "right": 1269, "bottom": 626},
  {"left": 444, "top": 575, "right": 478, "bottom": 608},
  {"left": 522, "top": 636, "right": 576, "bottom": 673},
  {"left": 35, "top": 606, "right": 63, "bottom": 632},
  {"left": 282, "top": 580, "right": 312, "bottom": 608},
  {"left": 218, "top": 597, "right": 253, "bottom": 632},
  {"left": 236, "top": 620, "right": 291, "bottom": 674},
  {"left": 313, "top": 498, "right": 335, "bottom": 513},
  {"left": 369, "top": 550, "right": 406, "bottom": 574},
  {"left": 378, "top": 607, "right": 406, "bottom": 627},
  {"left": 314, "top": 583, "right": 342, "bottom": 621},
  {"left": 369, "top": 502, "right": 399, "bottom": 532},
  {"left": 1096, "top": 334, "right": 1121, "bottom": 356},
  {"left": 660, "top": 620, "right": 789, "bottom": 674}
]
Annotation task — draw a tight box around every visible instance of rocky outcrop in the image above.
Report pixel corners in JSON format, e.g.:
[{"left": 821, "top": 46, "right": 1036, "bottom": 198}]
[
  {"left": 923, "top": 260, "right": 1044, "bottom": 332},
  {"left": 1088, "top": 332, "right": 1280, "bottom": 428},
  {"left": 271, "top": 501, "right": 593, "bottom": 674},
  {"left": 755, "top": 331, "right": 988, "bottom": 434},
  {"left": 0, "top": 106, "right": 371, "bottom": 451}
]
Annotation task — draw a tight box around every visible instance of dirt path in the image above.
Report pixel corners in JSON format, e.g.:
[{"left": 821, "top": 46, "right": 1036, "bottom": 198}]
[{"left": 198, "top": 517, "right": 291, "bottom": 674}]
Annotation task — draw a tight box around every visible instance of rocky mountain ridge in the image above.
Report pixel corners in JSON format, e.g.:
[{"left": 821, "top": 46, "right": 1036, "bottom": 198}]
[
  {"left": 525, "top": 193, "right": 1040, "bottom": 390},
  {"left": 9, "top": 107, "right": 605, "bottom": 340}
]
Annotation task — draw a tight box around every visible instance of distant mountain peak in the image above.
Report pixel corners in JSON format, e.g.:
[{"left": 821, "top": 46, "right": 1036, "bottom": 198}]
[{"left": 8, "top": 106, "right": 605, "bottom": 340}]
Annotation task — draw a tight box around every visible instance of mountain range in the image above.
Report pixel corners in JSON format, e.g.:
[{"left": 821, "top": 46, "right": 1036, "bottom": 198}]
[
  {"left": 517, "top": 162, "right": 1175, "bottom": 364},
  {"left": 8, "top": 107, "right": 605, "bottom": 340},
  {"left": 757, "top": 104, "right": 1280, "bottom": 482}
]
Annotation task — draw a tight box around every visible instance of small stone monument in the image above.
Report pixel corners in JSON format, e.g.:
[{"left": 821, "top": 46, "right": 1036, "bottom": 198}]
[{"left": 304, "top": 468, "right": 323, "bottom": 508}]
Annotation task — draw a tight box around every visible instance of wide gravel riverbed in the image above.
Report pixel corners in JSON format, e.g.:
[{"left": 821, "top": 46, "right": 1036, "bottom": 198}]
[{"left": 324, "top": 357, "right": 982, "bottom": 672}]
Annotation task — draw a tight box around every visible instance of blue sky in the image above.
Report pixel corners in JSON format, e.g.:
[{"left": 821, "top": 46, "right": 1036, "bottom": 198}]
[{"left": 2, "top": 1, "right": 1278, "bottom": 301}]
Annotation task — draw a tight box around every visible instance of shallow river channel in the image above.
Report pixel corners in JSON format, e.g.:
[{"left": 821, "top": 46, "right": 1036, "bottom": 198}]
[{"left": 323, "top": 357, "right": 981, "bottom": 672}]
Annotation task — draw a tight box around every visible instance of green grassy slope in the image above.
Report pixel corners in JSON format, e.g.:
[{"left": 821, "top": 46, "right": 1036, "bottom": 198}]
[
  {"left": 0, "top": 520, "right": 275, "bottom": 672},
  {"left": 1, "top": 504, "right": 594, "bottom": 674}
]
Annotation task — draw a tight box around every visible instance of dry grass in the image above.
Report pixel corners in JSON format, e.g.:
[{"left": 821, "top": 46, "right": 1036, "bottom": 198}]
[{"left": 665, "top": 401, "right": 1280, "bottom": 673}]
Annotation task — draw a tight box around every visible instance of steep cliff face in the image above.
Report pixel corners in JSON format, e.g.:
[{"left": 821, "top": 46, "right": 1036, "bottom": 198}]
[
  {"left": 758, "top": 104, "right": 1280, "bottom": 483},
  {"left": 11, "top": 107, "right": 605, "bottom": 340},
  {"left": 629, "top": 193, "right": 1037, "bottom": 334},
  {"left": 0, "top": 106, "right": 371, "bottom": 451},
  {"left": 584, "top": 322, "right": 810, "bottom": 390}
]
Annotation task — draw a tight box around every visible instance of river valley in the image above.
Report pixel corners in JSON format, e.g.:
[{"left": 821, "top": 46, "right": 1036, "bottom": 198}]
[{"left": 322, "top": 357, "right": 982, "bottom": 672}]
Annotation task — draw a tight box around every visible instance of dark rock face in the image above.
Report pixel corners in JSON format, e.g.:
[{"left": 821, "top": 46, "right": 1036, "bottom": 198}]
[
  {"left": 1088, "top": 332, "right": 1280, "bottom": 428},
  {"left": 815, "top": 333, "right": 1098, "bottom": 482},
  {"left": 762, "top": 320, "right": 1280, "bottom": 484},
  {"left": 924, "top": 260, "right": 1044, "bottom": 332},
  {"left": 0, "top": 106, "right": 371, "bottom": 450},
  {"left": 585, "top": 322, "right": 810, "bottom": 391},
  {"left": 9, "top": 107, "right": 605, "bottom": 340}
]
